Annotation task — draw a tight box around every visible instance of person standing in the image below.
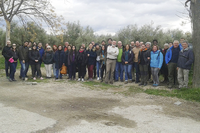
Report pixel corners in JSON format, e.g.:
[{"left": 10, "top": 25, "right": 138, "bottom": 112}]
[
  {"left": 37, "top": 43, "right": 44, "bottom": 66},
  {"left": 161, "top": 43, "right": 169, "bottom": 83},
  {"left": 100, "top": 45, "right": 107, "bottom": 82},
  {"left": 107, "top": 38, "right": 113, "bottom": 46},
  {"left": 54, "top": 45, "right": 65, "bottom": 80},
  {"left": 87, "top": 43, "right": 97, "bottom": 81},
  {"left": 68, "top": 46, "right": 77, "bottom": 80},
  {"left": 18, "top": 41, "right": 29, "bottom": 80},
  {"left": 105, "top": 41, "right": 119, "bottom": 84},
  {"left": 63, "top": 42, "right": 69, "bottom": 52},
  {"left": 132, "top": 41, "right": 141, "bottom": 83},
  {"left": 150, "top": 45, "right": 163, "bottom": 87},
  {"left": 122, "top": 44, "right": 134, "bottom": 84},
  {"left": 165, "top": 40, "right": 183, "bottom": 89},
  {"left": 138, "top": 44, "right": 150, "bottom": 86},
  {"left": 2, "top": 40, "right": 12, "bottom": 79},
  {"left": 52, "top": 45, "right": 57, "bottom": 77},
  {"left": 9, "top": 44, "right": 18, "bottom": 82},
  {"left": 64, "top": 45, "right": 71, "bottom": 78},
  {"left": 129, "top": 41, "right": 135, "bottom": 50},
  {"left": 43, "top": 46, "right": 54, "bottom": 78},
  {"left": 96, "top": 44, "right": 101, "bottom": 80},
  {"left": 29, "top": 45, "right": 43, "bottom": 80},
  {"left": 145, "top": 42, "right": 152, "bottom": 82},
  {"left": 177, "top": 41, "right": 194, "bottom": 89},
  {"left": 115, "top": 41, "right": 124, "bottom": 82},
  {"left": 77, "top": 46, "right": 88, "bottom": 82}
]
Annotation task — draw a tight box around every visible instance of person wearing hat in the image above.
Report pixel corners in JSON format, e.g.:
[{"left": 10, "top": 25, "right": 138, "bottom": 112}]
[
  {"left": 43, "top": 46, "right": 54, "bottom": 78},
  {"left": 9, "top": 44, "right": 19, "bottom": 82},
  {"left": 29, "top": 45, "right": 43, "bottom": 80}
]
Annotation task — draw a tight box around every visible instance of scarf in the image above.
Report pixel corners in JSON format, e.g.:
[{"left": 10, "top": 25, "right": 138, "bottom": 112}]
[{"left": 125, "top": 50, "right": 129, "bottom": 62}]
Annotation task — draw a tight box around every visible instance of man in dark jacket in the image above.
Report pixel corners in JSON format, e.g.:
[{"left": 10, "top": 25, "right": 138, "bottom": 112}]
[
  {"left": 138, "top": 44, "right": 150, "bottom": 86},
  {"left": 2, "top": 40, "right": 12, "bottom": 78},
  {"left": 18, "top": 41, "right": 29, "bottom": 80},
  {"left": 177, "top": 41, "right": 194, "bottom": 89}
]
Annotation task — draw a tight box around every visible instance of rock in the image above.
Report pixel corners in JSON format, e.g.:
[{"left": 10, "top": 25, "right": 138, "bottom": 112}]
[
  {"left": 32, "top": 82, "right": 37, "bottom": 85},
  {"left": 174, "top": 101, "right": 182, "bottom": 106}
]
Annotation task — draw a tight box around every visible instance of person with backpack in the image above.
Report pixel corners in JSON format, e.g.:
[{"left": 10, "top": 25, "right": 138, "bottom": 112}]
[
  {"left": 77, "top": 46, "right": 88, "bottom": 82},
  {"left": 122, "top": 44, "right": 134, "bottom": 84},
  {"left": 43, "top": 46, "right": 54, "bottom": 78},
  {"left": 68, "top": 45, "right": 77, "bottom": 80},
  {"left": 150, "top": 45, "right": 163, "bottom": 87}
]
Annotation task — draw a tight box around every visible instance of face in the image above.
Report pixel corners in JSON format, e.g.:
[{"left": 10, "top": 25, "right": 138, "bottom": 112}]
[
  {"left": 182, "top": 43, "right": 188, "bottom": 49},
  {"left": 173, "top": 42, "right": 179, "bottom": 48},
  {"left": 164, "top": 45, "right": 169, "bottom": 50},
  {"left": 96, "top": 45, "right": 100, "bottom": 49},
  {"left": 102, "top": 46, "right": 105, "bottom": 50},
  {"left": 180, "top": 39, "right": 184, "bottom": 44},
  {"left": 33, "top": 46, "right": 36, "bottom": 50},
  {"left": 58, "top": 46, "right": 62, "bottom": 50},
  {"left": 118, "top": 42, "right": 122, "bottom": 47},
  {"left": 89, "top": 44, "right": 93, "bottom": 49},
  {"left": 68, "top": 46, "right": 71, "bottom": 50},
  {"left": 38, "top": 43, "right": 42, "bottom": 48},
  {"left": 92, "top": 42, "right": 95, "bottom": 46},
  {"left": 112, "top": 41, "right": 116, "bottom": 46},
  {"left": 135, "top": 41, "right": 140, "bottom": 47},
  {"left": 80, "top": 46, "right": 84, "bottom": 51},
  {"left": 82, "top": 44, "right": 85, "bottom": 48},
  {"left": 169, "top": 43, "right": 173, "bottom": 48},
  {"left": 141, "top": 45, "right": 146, "bottom": 50},
  {"left": 47, "top": 47, "right": 51, "bottom": 51},
  {"left": 72, "top": 46, "right": 75, "bottom": 51},
  {"left": 53, "top": 46, "right": 57, "bottom": 50},
  {"left": 125, "top": 45, "right": 129, "bottom": 50},
  {"left": 28, "top": 42, "right": 32, "bottom": 47},
  {"left": 12, "top": 45, "right": 16, "bottom": 49},
  {"left": 46, "top": 43, "right": 49, "bottom": 47},
  {"left": 153, "top": 46, "right": 158, "bottom": 52},
  {"left": 65, "top": 42, "right": 69, "bottom": 47},
  {"left": 153, "top": 41, "right": 158, "bottom": 45},
  {"left": 102, "top": 42, "right": 105, "bottom": 45},
  {"left": 146, "top": 44, "right": 150, "bottom": 49},
  {"left": 108, "top": 39, "right": 112, "bottom": 44},
  {"left": 7, "top": 41, "right": 11, "bottom": 47},
  {"left": 131, "top": 42, "right": 134, "bottom": 46}
]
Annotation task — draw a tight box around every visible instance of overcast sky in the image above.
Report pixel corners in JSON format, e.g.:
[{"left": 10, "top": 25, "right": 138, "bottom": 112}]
[{"left": 50, "top": 0, "right": 191, "bottom": 35}]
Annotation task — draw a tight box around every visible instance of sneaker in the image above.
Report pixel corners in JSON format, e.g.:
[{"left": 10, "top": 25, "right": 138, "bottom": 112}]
[
  {"left": 144, "top": 82, "right": 147, "bottom": 86},
  {"left": 154, "top": 84, "right": 158, "bottom": 87},
  {"left": 129, "top": 80, "right": 133, "bottom": 83},
  {"left": 12, "top": 79, "right": 17, "bottom": 81},
  {"left": 40, "top": 77, "right": 43, "bottom": 80},
  {"left": 33, "top": 77, "right": 36, "bottom": 80},
  {"left": 89, "top": 78, "right": 93, "bottom": 81},
  {"left": 139, "top": 83, "right": 144, "bottom": 86},
  {"left": 78, "top": 78, "right": 81, "bottom": 81},
  {"left": 124, "top": 81, "right": 128, "bottom": 84},
  {"left": 97, "top": 77, "right": 100, "bottom": 80},
  {"left": 19, "top": 76, "right": 22, "bottom": 79},
  {"left": 82, "top": 78, "right": 84, "bottom": 82},
  {"left": 55, "top": 78, "right": 59, "bottom": 80},
  {"left": 110, "top": 81, "right": 113, "bottom": 84},
  {"left": 9, "top": 78, "right": 13, "bottom": 82},
  {"left": 99, "top": 77, "right": 101, "bottom": 80}
]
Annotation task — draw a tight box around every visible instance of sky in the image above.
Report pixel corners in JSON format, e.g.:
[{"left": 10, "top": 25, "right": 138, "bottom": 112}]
[{"left": 50, "top": 0, "right": 191, "bottom": 35}]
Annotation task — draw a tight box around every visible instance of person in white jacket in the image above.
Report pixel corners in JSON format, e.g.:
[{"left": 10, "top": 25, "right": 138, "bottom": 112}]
[{"left": 105, "top": 41, "right": 119, "bottom": 84}]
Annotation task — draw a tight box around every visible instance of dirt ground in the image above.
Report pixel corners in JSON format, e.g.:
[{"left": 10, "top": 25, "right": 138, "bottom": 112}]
[{"left": 0, "top": 69, "right": 200, "bottom": 133}]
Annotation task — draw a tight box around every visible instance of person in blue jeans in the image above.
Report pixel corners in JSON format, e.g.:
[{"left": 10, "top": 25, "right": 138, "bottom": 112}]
[
  {"left": 96, "top": 44, "right": 101, "bottom": 80},
  {"left": 54, "top": 45, "right": 65, "bottom": 80},
  {"left": 122, "top": 44, "right": 134, "bottom": 84},
  {"left": 115, "top": 41, "right": 124, "bottom": 82},
  {"left": 9, "top": 44, "right": 19, "bottom": 81}
]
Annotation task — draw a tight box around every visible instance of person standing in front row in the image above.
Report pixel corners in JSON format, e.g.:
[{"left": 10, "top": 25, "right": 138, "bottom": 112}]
[
  {"left": 100, "top": 45, "right": 107, "bottom": 82},
  {"left": 138, "top": 44, "right": 150, "bottom": 86},
  {"left": 96, "top": 44, "right": 101, "bottom": 80},
  {"left": 115, "top": 41, "right": 124, "bottom": 82},
  {"left": 105, "top": 41, "right": 119, "bottom": 84},
  {"left": 150, "top": 45, "right": 163, "bottom": 87},
  {"left": 87, "top": 43, "right": 97, "bottom": 81},
  {"left": 43, "top": 46, "right": 54, "bottom": 78},
  {"left": 54, "top": 45, "right": 65, "bottom": 80},
  {"left": 177, "top": 41, "right": 194, "bottom": 89},
  {"left": 122, "top": 44, "right": 134, "bottom": 84},
  {"left": 165, "top": 40, "right": 182, "bottom": 89},
  {"left": 132, "top": 41, "right": 141, "bottom": 83},
  {"left": 52, "top": 45, "right": 57, "bottom": 78},
  {"left": 68, "top": 46, "right": 77, "bottom": 80}
]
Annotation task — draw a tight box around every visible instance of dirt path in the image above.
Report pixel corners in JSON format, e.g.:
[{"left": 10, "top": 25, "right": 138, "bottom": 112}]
[{"left": 0, "top": 69, "right": 200, "bottom": 133}]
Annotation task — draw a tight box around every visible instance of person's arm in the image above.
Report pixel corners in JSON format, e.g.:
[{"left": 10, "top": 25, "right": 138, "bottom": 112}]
[
  {"left": 28, "top": 51, "right": 35, "bottom": 62},
  {"left": 165, "top": 50, "right": 169, "bottom": 65},
  {"left": 158, "top": 52, "right": 164, "bottom": 69},
  {"left": 121, "top": 52, "right": 125, "bottom": 64},
  {"left": 128, "top": 51, "right": 134, "bottom": 63},
  {"left": 185, "top": 50, "right": 194, "bottom": 67}
]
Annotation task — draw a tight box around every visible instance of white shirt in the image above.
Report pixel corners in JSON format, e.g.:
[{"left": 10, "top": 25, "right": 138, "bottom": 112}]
[{"left": 107, "top": 45, "right": 119, "bottom": 59}]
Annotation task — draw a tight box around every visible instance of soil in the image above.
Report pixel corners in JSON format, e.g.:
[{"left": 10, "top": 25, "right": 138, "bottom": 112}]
[{"left": 0, "top": 69, "right": 200, "bottom": 133}]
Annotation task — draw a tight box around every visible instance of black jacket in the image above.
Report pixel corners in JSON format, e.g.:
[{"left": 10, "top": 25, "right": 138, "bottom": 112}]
[
  {"left": 76, "top": 50, "right": 88, "bottom": 66},
  {"left": 18, "top": 46, "right": 29, "bottom": 61},
  {"left": 177, "top": 48, "right": 194, "bottom": 70},
  {"left": 64, "top": 50, "right": 70, "bottom": 66},
  {"left": 43, "top": 51, "right": 54, "bottom": 64},
  {"left": 122, "top": 50, "right": 134, "bottom": 65},
  {"left": 2, "top": 46, "right": 12, "bottom": 60},
  {"left": 29, "top": 49, "right": 40, "bottom": 65},
  {"left": 138, "top": 48, "right": 150, "bottom": 65},
  {"left": 11, "top": 50, "right": 19, "bottom": 61}
]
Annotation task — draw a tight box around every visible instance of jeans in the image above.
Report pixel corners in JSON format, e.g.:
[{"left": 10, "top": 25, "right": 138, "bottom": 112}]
[
  {"left": 5, "top": 60, "right": 10, "bottom": 77},
  {"left": 124, "top": 64, "right": 132, "bottom": 81},
  {"left": 96, "top": 61, "right": 101, "bottom": 78},
  {"left": 10, "top": 62, "right": 17, "bottom": 80},
  {"left": 115, "top": 62, "right": 123, "bottom": 81},
  {"left": 52, "top": 63, "right": 56, "bottom": 77},
  {"left": 151, "top": 67, "right": 160, "bottom": 84},
  {"left": 56, "top": 69, "right": 62, "bottom": 79},
  {"left": 69, "top": 62, "right": 76, "bottom": 79},
  {"left": 101, "top": 64, "right": 106, "bottom": 79},
  {"left": 133, "top": 62, "right": 140, "bottom": 82},
  {"left": 31, "top": 64, "right": 41, "bottom": 77},
  {"left": 20, "top": 61, "right": 29, "bottom": 78}
]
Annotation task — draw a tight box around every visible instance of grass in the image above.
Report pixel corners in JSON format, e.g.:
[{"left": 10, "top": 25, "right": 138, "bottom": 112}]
[{"left": 83, "top": 81, "right": 117, "bottom": 90}]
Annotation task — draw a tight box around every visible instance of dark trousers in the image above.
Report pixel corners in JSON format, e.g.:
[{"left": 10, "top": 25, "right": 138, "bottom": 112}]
[
  {"left": 5, "top": 60, "right": 10, "bottom": 77},
  {"left": 10, "top": 62, "right": 17, "bottom": 80},
  {"left": 133, "top": 62, "right": 140, "bottom": 82},
  {"left": 148, "top": 64, "right": 151, "bottom": 80},
  {"left": 69, "top": 62, "right": 76, "bottom": 79},
  {"left": 78, "top": 64, "right": 86, "bottom": 78},
  {"left": 139, "top": 64, "right": 148, "bottom": 83},
  {"left": 168, "top": 62, "right": 178, "bottom": 86},
  {"left": 101, "top": 64, "right": 106, "bottom": 79},
  {"left": 31, "top": 64, "right": 41, "bottom": 77},
  {"left": 88, "top": 65, "right": 94, "bottom": 79},
  {"left": 93, "top": 64, "right": 96, "bottom": 78}
]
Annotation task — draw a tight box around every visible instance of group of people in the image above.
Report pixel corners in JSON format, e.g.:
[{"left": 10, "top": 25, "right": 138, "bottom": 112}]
[{"left": 2, "top": 38, "right": 194, "bottom": 89}]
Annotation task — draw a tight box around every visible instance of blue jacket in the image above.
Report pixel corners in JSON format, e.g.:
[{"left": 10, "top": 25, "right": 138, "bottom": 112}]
[
  {"left": 165, "top": 44, "right": 183, "bottom": 64},
  {"left": 54, "top": 50, "right": 65, "bottom": 69},
  {"left": 150, "top": 50, "right": 163, "bottom": 69},
  {"left": 177, "top": 48, "right": 194, "bottom": 70},
  {"left": 86, "top": 49, "right": 97, "bottom": 65},
  {"left": 38, "top": 47, "right": 45, "bottom": 61}
]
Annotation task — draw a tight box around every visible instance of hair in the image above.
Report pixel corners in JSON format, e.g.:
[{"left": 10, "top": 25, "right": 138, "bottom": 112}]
[
  {"left": 173, "top": 40, "right": 179, "bottom": 44},
  {"left": 152, "top": 45, "right": 159, "bottom": 51},
  {"left": 107, "top": 38, "right": 113, "bottom": 42},
  {"left": 46, "top": 46, "right": 52, "bottom": 51},
  {"left": 101, "top": 40, "right": 106, "bottom": 43},
  {"left": 153, "top": 39, "right": 158, "bottom": 43},
  {"left": 101, "top": 45, "right": 107, "bottom": 55},
  {"left": 182, "top": 40, "right": 188, "bottom": 44},
  {"left": 145, "top": 42, "right": 151, "bottom": 46},
  {"left": 57, "top": 45, "right": 63, "bottom": 50},
  {"left": 124, "top": 44, "right": 130, "bottom": 51},
  {"left": 164, "top": 43, "right": 169, "bottom": 47},
  {"left": 70, "top": 45, "right": 76, "bottom": 55}
]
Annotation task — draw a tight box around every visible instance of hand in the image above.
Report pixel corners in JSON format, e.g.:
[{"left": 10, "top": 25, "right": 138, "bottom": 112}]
[
  {"left": 88, "top": 54, "right": 90, "bottom": 57},
  {"left": 35, "top": 60, "right": 38, "bottom": 62},
  {"left": 177, "top": 67, "right": 179, "bottom": 70},
  {"left": 125, "top": 61, "right": 128, "bottom": 64},
  {"left": 23, "top": 60, "right": 25, "bottom": 63},
  {"left": 158, "top": 68, "right": 160, "bottom": 70},
  {"left": 167, "top": 64, "right": 168, "bottom": 66},
  {"left": 147, "top": 57, "right": 150, "bottom": 60},
  {"left": 63, "top": 63, "right": 65, "bottom": 65}
]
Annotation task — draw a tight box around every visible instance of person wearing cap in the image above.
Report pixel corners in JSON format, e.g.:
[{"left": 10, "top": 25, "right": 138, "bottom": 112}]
[
  {"left": 29, "top": 45, "right": 43, "bottom": 80},
  {"left": 2, "top": 40, "right": 12, "bottom": 79},
  {"left": 43, "top": 46, "right": 54, "bottom": 78},
  {"left": 9, "top": 44, "right": 19, "bottom": 82}
]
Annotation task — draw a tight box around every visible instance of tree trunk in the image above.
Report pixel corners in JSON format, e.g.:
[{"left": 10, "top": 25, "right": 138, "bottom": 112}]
[
  {"left": 191, "top": 0, "right": 200, "bottom": 88},
  {"left": 5, "top": 19, "right": 11, "bottom": 43}
]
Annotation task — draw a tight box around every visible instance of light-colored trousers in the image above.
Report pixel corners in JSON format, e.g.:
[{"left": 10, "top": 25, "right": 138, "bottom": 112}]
[
  {"left": 45, "top": 64, "right": 53, "bottom": 77},
  {"left": 52, "top": 63, "right": 56, "bottom": 77},
  {"left": 151, "top": 67, "right": 160, "bottom": 85},
  {"left": 178, "top": 68, "right": 189, "bottom": 88},
  {"left": 105, "top": 59, "right": 116, "bottom": 83}
]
